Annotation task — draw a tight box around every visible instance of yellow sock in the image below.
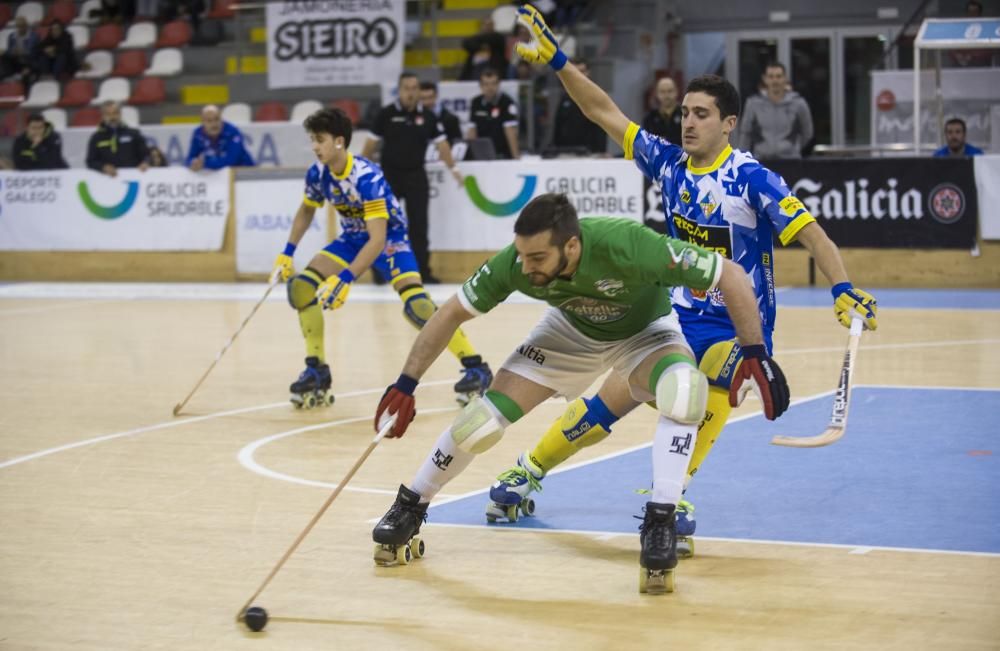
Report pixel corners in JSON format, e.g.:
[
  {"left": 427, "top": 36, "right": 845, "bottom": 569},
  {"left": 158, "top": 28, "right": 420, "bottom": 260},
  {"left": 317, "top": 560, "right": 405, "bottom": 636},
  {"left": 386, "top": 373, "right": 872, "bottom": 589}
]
[
  {"left": 446, "top": 327, "right": 477, "bottom": 360},
  {"left": 298, "top": 303, "right": 325, "bottom": 361},
  {"left": 685, "top": 386, "right": 732, "bottom": 486},
  {"left": 527, "top": 398, "right": 612, "bottom": 474}
]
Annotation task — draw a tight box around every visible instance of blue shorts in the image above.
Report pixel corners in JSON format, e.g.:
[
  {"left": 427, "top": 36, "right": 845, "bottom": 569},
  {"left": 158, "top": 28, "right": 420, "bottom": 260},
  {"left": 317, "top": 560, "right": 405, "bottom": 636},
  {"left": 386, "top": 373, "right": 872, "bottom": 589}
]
[
  {"left": 677, "top": 309, "right": 774, "bottom": 390},
  {"left": 321, "top": 233, "right": 421, "bottom": 285}
]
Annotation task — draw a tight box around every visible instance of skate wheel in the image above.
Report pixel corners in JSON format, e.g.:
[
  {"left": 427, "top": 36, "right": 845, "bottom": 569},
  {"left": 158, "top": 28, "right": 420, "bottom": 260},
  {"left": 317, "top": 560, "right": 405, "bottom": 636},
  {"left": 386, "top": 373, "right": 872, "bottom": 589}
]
[
  {"left": 324, "top": 393, "right": 336, "bottom": 407},
  {"left": 304, "top": 394, "right": 317, "bottom": 409},
  {"left": 677, "top": 537, "right": 695, "bottom": 560},
  {"left": 505, "top": 505, "right": 519, "bottom": 523},
  {"left": 639, "top": 566, "right": 648, "bottom": 594},
  {"left": 455, "top": 393, "right": 471, "bottom": 406},
  {"left": 486, "top": 514, "right": 498, "bottom": 523},
  {"left": 638, "top": 567, "right": 675, "bottom": 595},
  {"left": 520, "top": 497, "right": 535, "bottom": 517},
  {"left": 291, "top": 394, "right": 304, "bottom": 409},
  {"left": 397, "top": 544, "right": 411, "bottom": 565},
  {"left": 373, "top": 543, "right": 396, "bottom": 566},
  {"left": 411, "top": 537, "right": 425, "bottom": 559}
]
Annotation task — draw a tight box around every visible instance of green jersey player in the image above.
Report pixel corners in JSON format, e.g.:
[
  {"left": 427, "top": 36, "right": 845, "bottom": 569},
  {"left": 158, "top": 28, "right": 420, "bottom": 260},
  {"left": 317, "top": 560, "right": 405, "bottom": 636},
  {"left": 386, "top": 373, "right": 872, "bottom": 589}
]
[{"left": 370, "top": 193, "right": 791, "bottom": 593}]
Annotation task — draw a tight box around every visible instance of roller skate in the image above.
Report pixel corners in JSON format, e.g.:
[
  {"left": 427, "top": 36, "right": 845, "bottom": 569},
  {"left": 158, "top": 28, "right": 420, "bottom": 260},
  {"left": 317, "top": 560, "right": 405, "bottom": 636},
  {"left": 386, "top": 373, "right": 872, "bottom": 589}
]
[
  {"left": 675, "top": 499, "right": 696, "bottom": 559},
  {"left": 372, "top": 484, "right": 428, "bottom": 566},
  {"left": 454, "top": 355, "right": 493, "bottom": 405},
  {"left": 486, "top": 453, "right": 542, "bottom": 523},
  {"left": 289, "top": 356, "right": 335, "bottom": 409},
  {"left": 637, "top": 502, "right": 677, "bottom": 594}
]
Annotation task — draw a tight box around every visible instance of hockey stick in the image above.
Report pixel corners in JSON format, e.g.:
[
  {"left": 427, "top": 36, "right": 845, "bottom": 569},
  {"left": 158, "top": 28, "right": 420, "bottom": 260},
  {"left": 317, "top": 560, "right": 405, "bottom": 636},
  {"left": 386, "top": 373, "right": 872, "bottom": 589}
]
[
  {"left": 173, "top": 279, "right": 281, "bottom": 416},
  {"left": 770, "top": 315, "right": 864, "bottom": 448},
  {"left": 235, "top": 417, "right": 396, "bottom": 622}
]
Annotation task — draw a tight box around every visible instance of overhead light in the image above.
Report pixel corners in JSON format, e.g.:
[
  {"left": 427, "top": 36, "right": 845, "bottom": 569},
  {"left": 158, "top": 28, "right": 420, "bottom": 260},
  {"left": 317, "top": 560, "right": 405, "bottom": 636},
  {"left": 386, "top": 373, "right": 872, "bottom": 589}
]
[
  {"left": 769, "top": 10, "right": 791, "bottom": 22},
  {"left": 877, "top": 7, "right": 899, "bottom": 19}
]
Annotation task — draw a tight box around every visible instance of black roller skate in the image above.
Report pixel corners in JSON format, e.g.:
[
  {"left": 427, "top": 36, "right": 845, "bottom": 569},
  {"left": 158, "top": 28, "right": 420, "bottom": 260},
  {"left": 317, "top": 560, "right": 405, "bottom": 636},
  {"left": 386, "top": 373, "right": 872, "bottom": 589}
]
[
  {"left": 637, "top": 502, "right": 678, "bottom": 594},
  {"left": 372, "top": 484, "right": 428, "bottom": 566},
  {"left": 454, "top": 355, "right": 493, "bottom": 405},
  {"left": 289, "top": 356, "right": 335, "bottom": 409}
]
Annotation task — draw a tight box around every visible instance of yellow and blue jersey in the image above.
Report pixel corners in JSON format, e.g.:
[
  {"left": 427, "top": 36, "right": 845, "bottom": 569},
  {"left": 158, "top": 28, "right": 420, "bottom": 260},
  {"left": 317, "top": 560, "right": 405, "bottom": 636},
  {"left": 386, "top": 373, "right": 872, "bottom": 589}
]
[
  {"left": 302, "top": 152, "right": 408, "bottom": 241},
  {"left": 623, "top": 122, "right": 815, "bottom": 339}
]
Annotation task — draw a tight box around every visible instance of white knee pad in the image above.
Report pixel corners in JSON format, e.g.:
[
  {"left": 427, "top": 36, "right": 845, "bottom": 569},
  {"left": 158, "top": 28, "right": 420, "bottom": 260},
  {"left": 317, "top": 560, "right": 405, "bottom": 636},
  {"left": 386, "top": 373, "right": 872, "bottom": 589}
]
[
  {"left": 655, "top": 363, "right": 709, "bottom": 425},
  {"left": 450, "top": 395, "right": 506, "bottom": 454}
]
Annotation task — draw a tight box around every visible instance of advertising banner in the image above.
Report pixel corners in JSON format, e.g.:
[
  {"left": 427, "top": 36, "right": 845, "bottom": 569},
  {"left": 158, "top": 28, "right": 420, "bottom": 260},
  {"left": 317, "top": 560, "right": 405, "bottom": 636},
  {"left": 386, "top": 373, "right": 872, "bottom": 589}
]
[
  {"left": 0, "top": 168, "right": 230, "bottom": 251},
  {"left": 425, "top": 159, "right": 642, "bottom": 250},
  {"left": 267, "top": 0, "right": 405, "bottom": 89},
  {"left": 974, "top": 154, "right": 1000, "bottom": 240},
  {"left": 234, "top": 179, "right": 329, "bottom": 274}
]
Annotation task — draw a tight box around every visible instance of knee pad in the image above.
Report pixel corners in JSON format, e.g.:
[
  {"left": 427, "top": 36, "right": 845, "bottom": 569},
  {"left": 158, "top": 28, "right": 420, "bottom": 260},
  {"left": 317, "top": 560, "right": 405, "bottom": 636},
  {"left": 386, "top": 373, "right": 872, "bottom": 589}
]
[
  {"left": 561, "top": 397, "right": 614, "bottom": 449},
  {"left": 399, "top": 285, "right": 436, "bottom": 330},
  {"left": 450, "top": 395, "right": 505, "bottom": 454},
  {"left": 698, "top": 339, "right": 742, "bottom": 390},
  {"left": 287, "top": 268, "right": 323, "bottom": 311},
  {"left": 655, "top": 362, "right": 709, "bottom": 425}
]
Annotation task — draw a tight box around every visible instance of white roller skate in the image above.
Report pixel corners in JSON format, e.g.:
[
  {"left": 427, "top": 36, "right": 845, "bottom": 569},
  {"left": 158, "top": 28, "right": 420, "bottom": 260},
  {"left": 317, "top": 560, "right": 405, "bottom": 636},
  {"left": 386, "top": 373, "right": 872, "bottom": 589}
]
[
  {"left": 486, "top": 454, "right": 543, "bottom": 523},
  {"left": 289, "top": 356, "right": 335, "bottom": 409},
  {"left": 372, "top": 484, "right": 428, "bottom": 566}
]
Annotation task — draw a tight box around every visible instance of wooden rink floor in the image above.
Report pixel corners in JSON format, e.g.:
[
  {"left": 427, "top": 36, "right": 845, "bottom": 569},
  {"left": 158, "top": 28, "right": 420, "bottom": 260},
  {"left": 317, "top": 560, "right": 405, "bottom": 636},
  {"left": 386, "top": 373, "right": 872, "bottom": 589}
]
[{"left": 1, "top": 283, "right": 998, "bottom": 651}]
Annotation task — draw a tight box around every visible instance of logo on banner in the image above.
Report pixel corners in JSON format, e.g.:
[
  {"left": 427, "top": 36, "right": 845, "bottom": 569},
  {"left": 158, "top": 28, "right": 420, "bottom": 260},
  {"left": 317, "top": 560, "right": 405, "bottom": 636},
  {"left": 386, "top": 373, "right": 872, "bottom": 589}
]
[
  {"left": 77, "top": 181, "right": 140, "bottom": 220},
  {"left": 927, "top": 183, "right": 966, "bottom": 224},
  {"left": 273, "top": 18, "right": 398, "bottom": 60},
  {"left": 464, "top": 175, "right": 537, "bottom": 217}
]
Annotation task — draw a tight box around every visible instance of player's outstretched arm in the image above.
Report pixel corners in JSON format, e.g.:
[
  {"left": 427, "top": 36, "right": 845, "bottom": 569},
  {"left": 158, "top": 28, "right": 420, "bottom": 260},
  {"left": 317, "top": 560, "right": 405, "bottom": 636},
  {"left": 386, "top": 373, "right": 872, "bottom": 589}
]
[
  {"left": 796, "top": 222, "right": 877, "bottom": 330},
  {"left": 516, "top": 4, "right": 630, "bottom": 145}
]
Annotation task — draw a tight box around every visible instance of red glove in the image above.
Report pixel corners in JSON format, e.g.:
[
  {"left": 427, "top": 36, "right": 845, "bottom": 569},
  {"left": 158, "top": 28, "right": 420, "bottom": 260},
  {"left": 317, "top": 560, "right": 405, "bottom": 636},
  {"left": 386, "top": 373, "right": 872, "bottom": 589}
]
[
  {"left": 729, "top": 344, "right": 790, "bottom": 420},
  {"left": 374, "top": 374, "right": 418, "bottom": 438}
]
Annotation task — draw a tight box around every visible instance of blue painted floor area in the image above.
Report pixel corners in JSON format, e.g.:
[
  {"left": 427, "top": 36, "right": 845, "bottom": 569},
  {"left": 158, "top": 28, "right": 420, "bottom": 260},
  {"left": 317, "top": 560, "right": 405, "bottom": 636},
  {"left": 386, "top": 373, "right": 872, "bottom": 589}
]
[
  {"left": 430, "top": 387, "right": 1000, "bottom": 554},
  {"left": 778, "top": 287, "right": 1000, "bottom": 310}
]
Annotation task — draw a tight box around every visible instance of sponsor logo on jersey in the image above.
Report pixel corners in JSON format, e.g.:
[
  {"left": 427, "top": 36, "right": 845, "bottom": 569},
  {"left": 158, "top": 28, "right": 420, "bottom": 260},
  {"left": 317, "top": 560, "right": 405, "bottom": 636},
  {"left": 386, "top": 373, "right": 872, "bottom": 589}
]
[
  {"left": 927, "top": 183, "right": 966, "bottom": 224},
  {"left": 698, "top": 193, "right": 718, "bottom": 215},
  {"left": 671, "top": 214, "right": 733, "bottom": 257},
  {"left": 594, "top": 278, "right": 626, "bottom": 297},
  {"left": 779, "top": 195, "right": 806, "bottom": 217},
  {"left": 680, "top": 189, "right": 691, "bottom": 203},
  {"left": 558, "top": 296, "right": 630, "bottom": 323},
  {"left": 517, "top": 345, "right": 547, "bottom": 365}
]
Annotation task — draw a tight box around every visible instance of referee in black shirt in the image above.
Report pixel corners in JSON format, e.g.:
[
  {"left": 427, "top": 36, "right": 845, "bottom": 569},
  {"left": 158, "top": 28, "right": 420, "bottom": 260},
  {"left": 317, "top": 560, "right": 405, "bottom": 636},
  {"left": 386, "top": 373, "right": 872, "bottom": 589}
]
[
  {"left": 363, "top": 72, "right": 463, "bottom": 283},
  {"left": 467, "top": 67, "right": 520, "bottom": 159}
]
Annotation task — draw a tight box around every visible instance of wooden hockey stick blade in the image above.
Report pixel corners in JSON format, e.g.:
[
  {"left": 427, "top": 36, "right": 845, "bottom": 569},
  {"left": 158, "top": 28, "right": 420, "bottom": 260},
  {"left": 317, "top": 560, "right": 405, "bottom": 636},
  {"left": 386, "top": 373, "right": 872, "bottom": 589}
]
[{"left": 770, "top": 425, "right": 845, "bottom": 448}]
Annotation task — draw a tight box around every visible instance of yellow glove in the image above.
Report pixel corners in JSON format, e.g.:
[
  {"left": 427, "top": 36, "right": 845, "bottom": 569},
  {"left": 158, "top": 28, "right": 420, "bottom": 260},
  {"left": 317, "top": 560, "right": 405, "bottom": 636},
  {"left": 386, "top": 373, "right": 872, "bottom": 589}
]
[
  {"left": 317, "top": 269, "right": 355, "bottom": 311},
  {"left": 832, "top": 283, "right": 877, "bottom": 330},
  {"left": 271, "top": 252, "right": 295, "bottom": 282},
  {"left": 515, "top": 4, "right": 567, "bottom": 69}
]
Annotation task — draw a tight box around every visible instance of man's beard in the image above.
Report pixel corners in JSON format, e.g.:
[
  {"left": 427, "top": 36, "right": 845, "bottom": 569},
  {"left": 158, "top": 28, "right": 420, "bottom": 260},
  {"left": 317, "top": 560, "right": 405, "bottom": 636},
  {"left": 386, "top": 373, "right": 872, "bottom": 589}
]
[{"left": 527, "top": 248, "right": 569, "bottom": 286}]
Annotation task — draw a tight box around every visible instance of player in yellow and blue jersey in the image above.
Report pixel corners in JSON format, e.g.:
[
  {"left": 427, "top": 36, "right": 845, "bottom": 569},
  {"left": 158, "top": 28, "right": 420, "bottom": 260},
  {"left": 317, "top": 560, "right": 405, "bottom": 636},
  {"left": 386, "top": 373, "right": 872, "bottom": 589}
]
[
  {"left": 272, "top": 108, "right": 492, "bottom": 408},
  {"left": 483, "top": 5, "right": 879, "bottom": 552}
]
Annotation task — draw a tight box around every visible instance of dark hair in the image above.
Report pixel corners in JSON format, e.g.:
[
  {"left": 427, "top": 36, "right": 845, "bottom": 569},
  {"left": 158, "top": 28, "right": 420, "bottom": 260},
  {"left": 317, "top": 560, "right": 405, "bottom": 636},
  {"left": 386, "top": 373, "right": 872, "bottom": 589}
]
[
  {"left": 27, "top": 113, "right": 45, "bottom": 124},
  {"left": 303, "top": 108, "right": 353, "bottom": 147},
  {"left": 419, "top": 80, "right": 437, "bottom": 92},
  {"left": 685, "top": 74, "right": 741, "bottom": 119},
  {"left": 479, "top": 67, "right": 500, "bottom": 81},
  {"left": 514, "top": 193, "right": 580, "bottom": 246},
  {"left": 945, "top": 117, "right": 967, "bottom": 133},
  {"left": 764, "top": 60, "right": 786, "bottom": 74},
  {"left": 399, "top": 71, "right": 418, "bottom": 83}
]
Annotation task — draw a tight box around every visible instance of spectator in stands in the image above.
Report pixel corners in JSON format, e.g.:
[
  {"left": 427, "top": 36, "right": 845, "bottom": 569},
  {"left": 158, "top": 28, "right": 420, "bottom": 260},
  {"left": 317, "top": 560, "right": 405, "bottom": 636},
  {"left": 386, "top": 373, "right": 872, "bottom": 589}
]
[
  {"left": 86, "top": 101, "right": 151, "bottom": 176},
  {"left": 159, "top": 0, "right": 205, "bottom": 36},
  {"left": 419, "top": 81, "right": 463, "bottom": 145},
  {"left": 934, "top": 118, "right": 985, "bottom": 157},
  {"left": 99, "top": 0, "right": 136, "bottom": 24},
  {"left": 468, "top": 67, "right": 520, "bottom": 159},
  {"left": 460, "top": 18, "right": 508, "bottom": 81},
  {"left": 551, "top": 58, "right": 605, "bottom": 154},
  {"left": 148, "top": 145, "right": 168, "bottom": 167},
  {"left": 186, "top": 104, "right": 255, "bottom": 170},
  {"left": 737, "top": 61, "right": 813, "bottom": 160},
  {"left": 12, "top": 113, "right": 68, "bottom": 170},
  {"left": 36, "top": 20, "right": 78, "bottom": 80},
  {"left": 1, "top": 16, "right": 40, "bottom": 88},
  {"left": 641, "top": 76, "right": 682, "bottom": 144}
]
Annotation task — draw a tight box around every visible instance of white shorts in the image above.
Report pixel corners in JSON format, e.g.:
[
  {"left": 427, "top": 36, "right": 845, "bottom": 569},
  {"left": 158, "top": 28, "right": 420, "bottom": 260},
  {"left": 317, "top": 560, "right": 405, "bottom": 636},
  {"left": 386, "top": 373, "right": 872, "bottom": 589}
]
[{"left": 500, "top": 307, "right": 691, "bottom": 402}]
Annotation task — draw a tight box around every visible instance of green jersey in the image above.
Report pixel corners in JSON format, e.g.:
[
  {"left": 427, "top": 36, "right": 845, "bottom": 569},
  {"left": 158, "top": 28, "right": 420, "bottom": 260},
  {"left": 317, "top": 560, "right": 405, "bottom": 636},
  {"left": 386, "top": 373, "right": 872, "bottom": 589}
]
[{"left": 458, "top": 217, "right": 723, "bottom": 341}]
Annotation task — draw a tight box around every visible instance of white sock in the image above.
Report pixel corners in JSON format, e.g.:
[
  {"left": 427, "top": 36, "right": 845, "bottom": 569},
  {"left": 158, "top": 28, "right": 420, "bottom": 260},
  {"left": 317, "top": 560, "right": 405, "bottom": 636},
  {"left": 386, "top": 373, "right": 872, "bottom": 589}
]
[
  {"left": 651, "top": 415, "right": 698, "bottom": 505},
  {"left": 409, "top": 426, "right": 476, "bottom": 503}
]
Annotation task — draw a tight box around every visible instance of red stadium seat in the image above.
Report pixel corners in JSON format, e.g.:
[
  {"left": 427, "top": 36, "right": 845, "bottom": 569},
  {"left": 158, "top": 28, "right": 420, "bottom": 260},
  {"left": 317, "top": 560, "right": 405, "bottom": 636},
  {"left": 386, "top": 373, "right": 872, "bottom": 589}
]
[
  {"left": 1, "top": 109, "right": 27, "bottom": 137},
  {"left": 88, "top": 23, "right": 124, "bottom": 50},
  {"left": 0, "top": 4, "right": 12, "bottom": 28},
  {"left": 330, "top": 98, "right": 362, "bottom": 126},
  {"left": 155, "top": 20, "right": 192, "bottom": 47},
  {"left": 255, "top": 101, "right": 288, "bottom": 122},
  {"left": 43, "top": 0, "right": 77, "bottom": 25},
  {"left": 128, "top": 77, "right": 166, "bottom": 105},
  {"left": 112, "top": 50, "right": 148, "bottom": 77},
  {"left": 206, "top": 0, "right": 235, "bottom": 19},
  {"left": 70, "top": 106, "right": 103, "bottom": 127},
  {"left": 57, "top": 79, "right": 95, "bottom": 107},
  {"left": 0, "top": 81, "right": 25, "bottom": 109}
]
